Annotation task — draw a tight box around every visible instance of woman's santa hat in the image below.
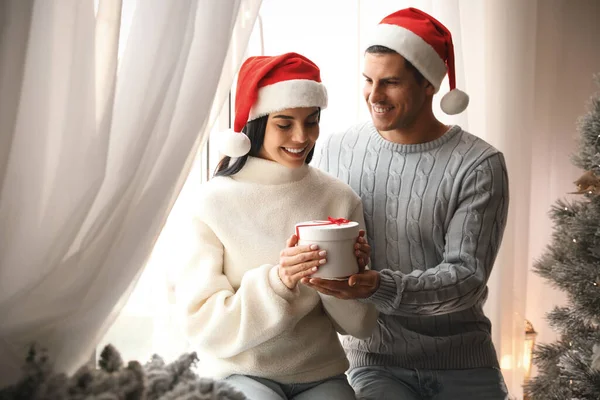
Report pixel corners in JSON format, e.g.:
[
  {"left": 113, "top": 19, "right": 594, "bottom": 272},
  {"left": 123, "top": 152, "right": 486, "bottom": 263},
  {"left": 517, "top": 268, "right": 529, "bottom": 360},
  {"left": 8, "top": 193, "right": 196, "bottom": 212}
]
[
  {"left": 219, "top": 52, "right": 328, "bottom": 158},
  {"left": 366, "top": 7, "right": 469, "bottom": 115}
]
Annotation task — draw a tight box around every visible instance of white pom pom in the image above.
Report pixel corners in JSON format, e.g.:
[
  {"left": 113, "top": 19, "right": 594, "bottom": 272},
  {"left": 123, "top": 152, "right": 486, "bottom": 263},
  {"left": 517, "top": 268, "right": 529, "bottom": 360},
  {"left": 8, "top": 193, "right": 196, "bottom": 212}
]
[
  {"left": 440, "top": 89, "right": 469, "bottom": 115},
  {"left": 218, "top": 130, "right": 251, "bottom": 158}
]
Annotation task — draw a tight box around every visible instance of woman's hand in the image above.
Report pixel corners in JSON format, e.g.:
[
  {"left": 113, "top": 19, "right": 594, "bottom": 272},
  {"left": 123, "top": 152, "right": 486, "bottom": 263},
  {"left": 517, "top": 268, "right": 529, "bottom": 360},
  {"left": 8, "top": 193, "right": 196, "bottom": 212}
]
[
  {"left": 278, "top": 234, "right": 326, "bottom": 290},
  {"left": 355, "top": 230, "right": 371, "bottom": 272}
]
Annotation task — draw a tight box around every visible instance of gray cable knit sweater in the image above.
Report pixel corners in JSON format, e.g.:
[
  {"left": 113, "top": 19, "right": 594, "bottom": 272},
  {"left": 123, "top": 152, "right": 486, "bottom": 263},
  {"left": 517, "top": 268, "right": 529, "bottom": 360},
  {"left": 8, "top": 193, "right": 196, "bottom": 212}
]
[{"left": 315, "top": 122, "right": 509, "bottom": 370}]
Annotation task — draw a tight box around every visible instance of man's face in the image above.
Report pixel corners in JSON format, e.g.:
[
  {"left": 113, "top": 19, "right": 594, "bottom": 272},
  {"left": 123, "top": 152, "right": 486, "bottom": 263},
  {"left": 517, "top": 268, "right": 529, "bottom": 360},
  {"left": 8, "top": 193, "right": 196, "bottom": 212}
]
[{"left": 362, "top": 52, "right": 432, "bottom": 134}]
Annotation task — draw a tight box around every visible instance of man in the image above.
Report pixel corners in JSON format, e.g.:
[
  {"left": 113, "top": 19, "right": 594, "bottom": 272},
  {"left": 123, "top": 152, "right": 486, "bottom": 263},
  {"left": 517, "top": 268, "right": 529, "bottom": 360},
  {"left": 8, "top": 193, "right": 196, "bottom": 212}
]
[{"left": 304, "top": 7, "right": 510, "bottom": 400}]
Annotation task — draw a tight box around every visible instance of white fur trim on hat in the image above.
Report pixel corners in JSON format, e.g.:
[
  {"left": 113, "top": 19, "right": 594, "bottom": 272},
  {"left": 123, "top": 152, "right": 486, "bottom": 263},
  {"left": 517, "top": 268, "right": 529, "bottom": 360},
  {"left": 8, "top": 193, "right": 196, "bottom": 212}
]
[
  {"left": 249, "top": 79, "right": 328, "bottom": 121},
  {"left": 218, "top": 129, "right": 251, "bottom": 158},
  {"left": 366, "top": 24, "right": 447, "bottom": 93}
]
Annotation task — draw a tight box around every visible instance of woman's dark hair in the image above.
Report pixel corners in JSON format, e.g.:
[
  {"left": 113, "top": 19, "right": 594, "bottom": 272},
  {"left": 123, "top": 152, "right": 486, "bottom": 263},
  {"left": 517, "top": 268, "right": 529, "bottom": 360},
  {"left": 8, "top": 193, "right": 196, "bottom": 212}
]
[{"left": 213, "top": 110, "right": 319, "bottom": 178}]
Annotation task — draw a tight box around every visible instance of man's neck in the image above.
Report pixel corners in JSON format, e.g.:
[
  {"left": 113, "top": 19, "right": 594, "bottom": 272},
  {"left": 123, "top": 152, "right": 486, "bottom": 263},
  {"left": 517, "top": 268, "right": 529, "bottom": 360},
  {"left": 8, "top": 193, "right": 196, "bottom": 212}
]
[{"left": 379, "top": 118, "right": 449, "bottom": 145}]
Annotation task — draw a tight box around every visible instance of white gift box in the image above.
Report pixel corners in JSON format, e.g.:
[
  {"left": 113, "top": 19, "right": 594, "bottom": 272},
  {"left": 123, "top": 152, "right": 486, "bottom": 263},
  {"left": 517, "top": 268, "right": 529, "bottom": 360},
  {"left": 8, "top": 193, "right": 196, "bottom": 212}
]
[{"left": 295, "top": 218, "right": 360, "bottom": 280}]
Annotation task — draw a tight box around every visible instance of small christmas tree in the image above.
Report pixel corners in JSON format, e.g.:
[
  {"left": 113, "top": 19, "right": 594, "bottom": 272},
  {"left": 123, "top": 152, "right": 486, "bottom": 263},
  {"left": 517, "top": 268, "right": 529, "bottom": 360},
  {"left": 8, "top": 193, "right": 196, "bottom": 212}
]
[{"left": 525, "top": 76, "right": 600, "bottom": 399}]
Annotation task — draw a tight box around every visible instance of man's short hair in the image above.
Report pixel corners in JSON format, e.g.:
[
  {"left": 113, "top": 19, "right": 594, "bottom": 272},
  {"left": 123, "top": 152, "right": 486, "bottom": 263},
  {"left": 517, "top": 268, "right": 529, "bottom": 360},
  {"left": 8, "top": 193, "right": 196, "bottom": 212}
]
[{"left": 365, "top": 45, "right": 426, "bottom": 85}]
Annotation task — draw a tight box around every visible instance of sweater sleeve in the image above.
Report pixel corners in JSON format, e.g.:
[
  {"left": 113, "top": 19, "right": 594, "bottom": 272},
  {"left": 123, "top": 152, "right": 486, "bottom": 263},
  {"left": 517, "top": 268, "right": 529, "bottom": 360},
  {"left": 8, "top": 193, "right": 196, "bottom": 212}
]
[
  {"left": 175, "top": 215, "right": 318, "bottom": 359},
  {"left": 318, "top": 202, "right": 379, "bottom": 338},
  {"left": 367, "top": 153, "right": 509, "bottom": 316}
]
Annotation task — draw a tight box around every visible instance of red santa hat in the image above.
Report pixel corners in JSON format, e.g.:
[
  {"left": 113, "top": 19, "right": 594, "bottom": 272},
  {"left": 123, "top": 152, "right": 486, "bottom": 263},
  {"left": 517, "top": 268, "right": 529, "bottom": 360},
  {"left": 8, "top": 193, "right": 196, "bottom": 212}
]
[
  {"left": 365, "top": 7, "right": 468, "bottom": 115},
  {"left": 219, "top": 52, "right": 328, "bottom": 158}
]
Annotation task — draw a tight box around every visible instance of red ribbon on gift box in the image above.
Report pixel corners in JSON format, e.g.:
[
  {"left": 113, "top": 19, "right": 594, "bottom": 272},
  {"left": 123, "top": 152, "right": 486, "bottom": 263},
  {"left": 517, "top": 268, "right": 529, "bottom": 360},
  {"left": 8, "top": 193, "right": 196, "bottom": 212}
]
[{"left": 295, "top": 217, "right": 351, "bottom": 239}]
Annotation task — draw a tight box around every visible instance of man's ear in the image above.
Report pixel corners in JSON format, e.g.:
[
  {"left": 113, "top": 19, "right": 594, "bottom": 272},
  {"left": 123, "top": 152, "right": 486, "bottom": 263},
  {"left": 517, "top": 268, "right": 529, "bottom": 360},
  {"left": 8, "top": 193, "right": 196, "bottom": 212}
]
[{"left": 424, "top": 81, "right": 436, "bottom": 96}]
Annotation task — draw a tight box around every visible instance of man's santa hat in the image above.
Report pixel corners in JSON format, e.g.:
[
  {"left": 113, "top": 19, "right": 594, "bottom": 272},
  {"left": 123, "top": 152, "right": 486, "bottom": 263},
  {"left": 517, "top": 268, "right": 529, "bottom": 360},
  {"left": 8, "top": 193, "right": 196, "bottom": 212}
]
[
  {"left": 219, "top": 52, "right": 328, "bottom": 158},
  {"left": 366, "top": 7, "right": 468, "bottom": 115}
]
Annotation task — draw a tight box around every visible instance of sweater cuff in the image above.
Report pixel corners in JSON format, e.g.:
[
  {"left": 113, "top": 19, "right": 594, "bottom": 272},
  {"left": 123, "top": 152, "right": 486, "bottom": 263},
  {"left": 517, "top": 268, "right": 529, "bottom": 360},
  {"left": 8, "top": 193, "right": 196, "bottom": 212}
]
[
  {"left": 364, "top": 272, "right": 400, "bottom": 310},
  {"left": 268, "top": 265, "right": 300, "bottom": 302}
]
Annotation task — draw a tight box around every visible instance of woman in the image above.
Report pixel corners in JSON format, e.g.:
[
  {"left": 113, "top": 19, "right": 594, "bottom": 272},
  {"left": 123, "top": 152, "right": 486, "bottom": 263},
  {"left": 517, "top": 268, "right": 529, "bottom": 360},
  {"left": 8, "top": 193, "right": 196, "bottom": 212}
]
[{"left": 176, "top": 53, "right": 378, "bottom": 400}]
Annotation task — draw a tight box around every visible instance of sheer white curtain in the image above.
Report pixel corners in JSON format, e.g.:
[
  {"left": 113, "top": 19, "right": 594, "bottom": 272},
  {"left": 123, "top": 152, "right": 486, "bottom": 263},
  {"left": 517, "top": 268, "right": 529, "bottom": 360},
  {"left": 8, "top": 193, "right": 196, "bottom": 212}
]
[{"left": 0, "top": 0, "right": 261, "bottom": 387}]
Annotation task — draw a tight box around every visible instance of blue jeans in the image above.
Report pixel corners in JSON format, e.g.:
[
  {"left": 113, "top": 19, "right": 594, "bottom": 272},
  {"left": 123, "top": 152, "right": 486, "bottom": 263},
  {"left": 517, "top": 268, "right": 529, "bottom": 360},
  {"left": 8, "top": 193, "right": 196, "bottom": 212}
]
[
  {"left": 348, "top": 366, "right": 509, "bottom": 400},
  {"left": 225, "top": 373, "right": 356, "bottom": 400}
]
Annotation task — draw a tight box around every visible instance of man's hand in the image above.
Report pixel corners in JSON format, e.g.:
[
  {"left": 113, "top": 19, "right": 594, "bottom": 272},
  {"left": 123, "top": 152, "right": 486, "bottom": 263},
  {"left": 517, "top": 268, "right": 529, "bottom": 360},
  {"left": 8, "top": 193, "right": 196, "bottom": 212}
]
[{"left": 302, "top": 270, "right": 380, "bottom": 299}]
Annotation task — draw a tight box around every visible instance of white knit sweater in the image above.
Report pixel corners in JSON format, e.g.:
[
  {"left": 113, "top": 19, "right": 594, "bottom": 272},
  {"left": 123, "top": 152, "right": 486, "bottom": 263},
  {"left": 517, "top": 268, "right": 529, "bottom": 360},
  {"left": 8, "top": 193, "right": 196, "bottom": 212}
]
[{"left": 175, "top": 157, "right": 378, "bottom": 384}]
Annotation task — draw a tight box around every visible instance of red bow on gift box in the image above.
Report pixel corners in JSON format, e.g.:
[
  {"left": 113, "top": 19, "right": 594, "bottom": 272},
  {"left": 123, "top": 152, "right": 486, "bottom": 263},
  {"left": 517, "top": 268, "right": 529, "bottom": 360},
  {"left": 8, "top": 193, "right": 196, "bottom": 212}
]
[{"left": 295, "top": 217, "right": 351, "bottom": 239}]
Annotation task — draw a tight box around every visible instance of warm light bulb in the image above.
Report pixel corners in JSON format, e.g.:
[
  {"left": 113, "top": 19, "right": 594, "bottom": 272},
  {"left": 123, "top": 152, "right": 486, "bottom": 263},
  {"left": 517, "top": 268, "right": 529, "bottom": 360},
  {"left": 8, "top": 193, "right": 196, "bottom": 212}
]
[
  {"left": 522, "top": 353, "right": 530, "bottom": 371},
  {"left": 501, "top": 354, "right": 513, "bottom": 370}
]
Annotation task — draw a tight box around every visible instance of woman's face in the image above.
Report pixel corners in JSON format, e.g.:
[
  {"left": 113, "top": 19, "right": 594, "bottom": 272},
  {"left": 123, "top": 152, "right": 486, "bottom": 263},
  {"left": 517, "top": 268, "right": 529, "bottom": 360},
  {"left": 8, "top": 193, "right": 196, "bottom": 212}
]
[{"left": 258, "top": 107, "right": 320, "bottom": 169}]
